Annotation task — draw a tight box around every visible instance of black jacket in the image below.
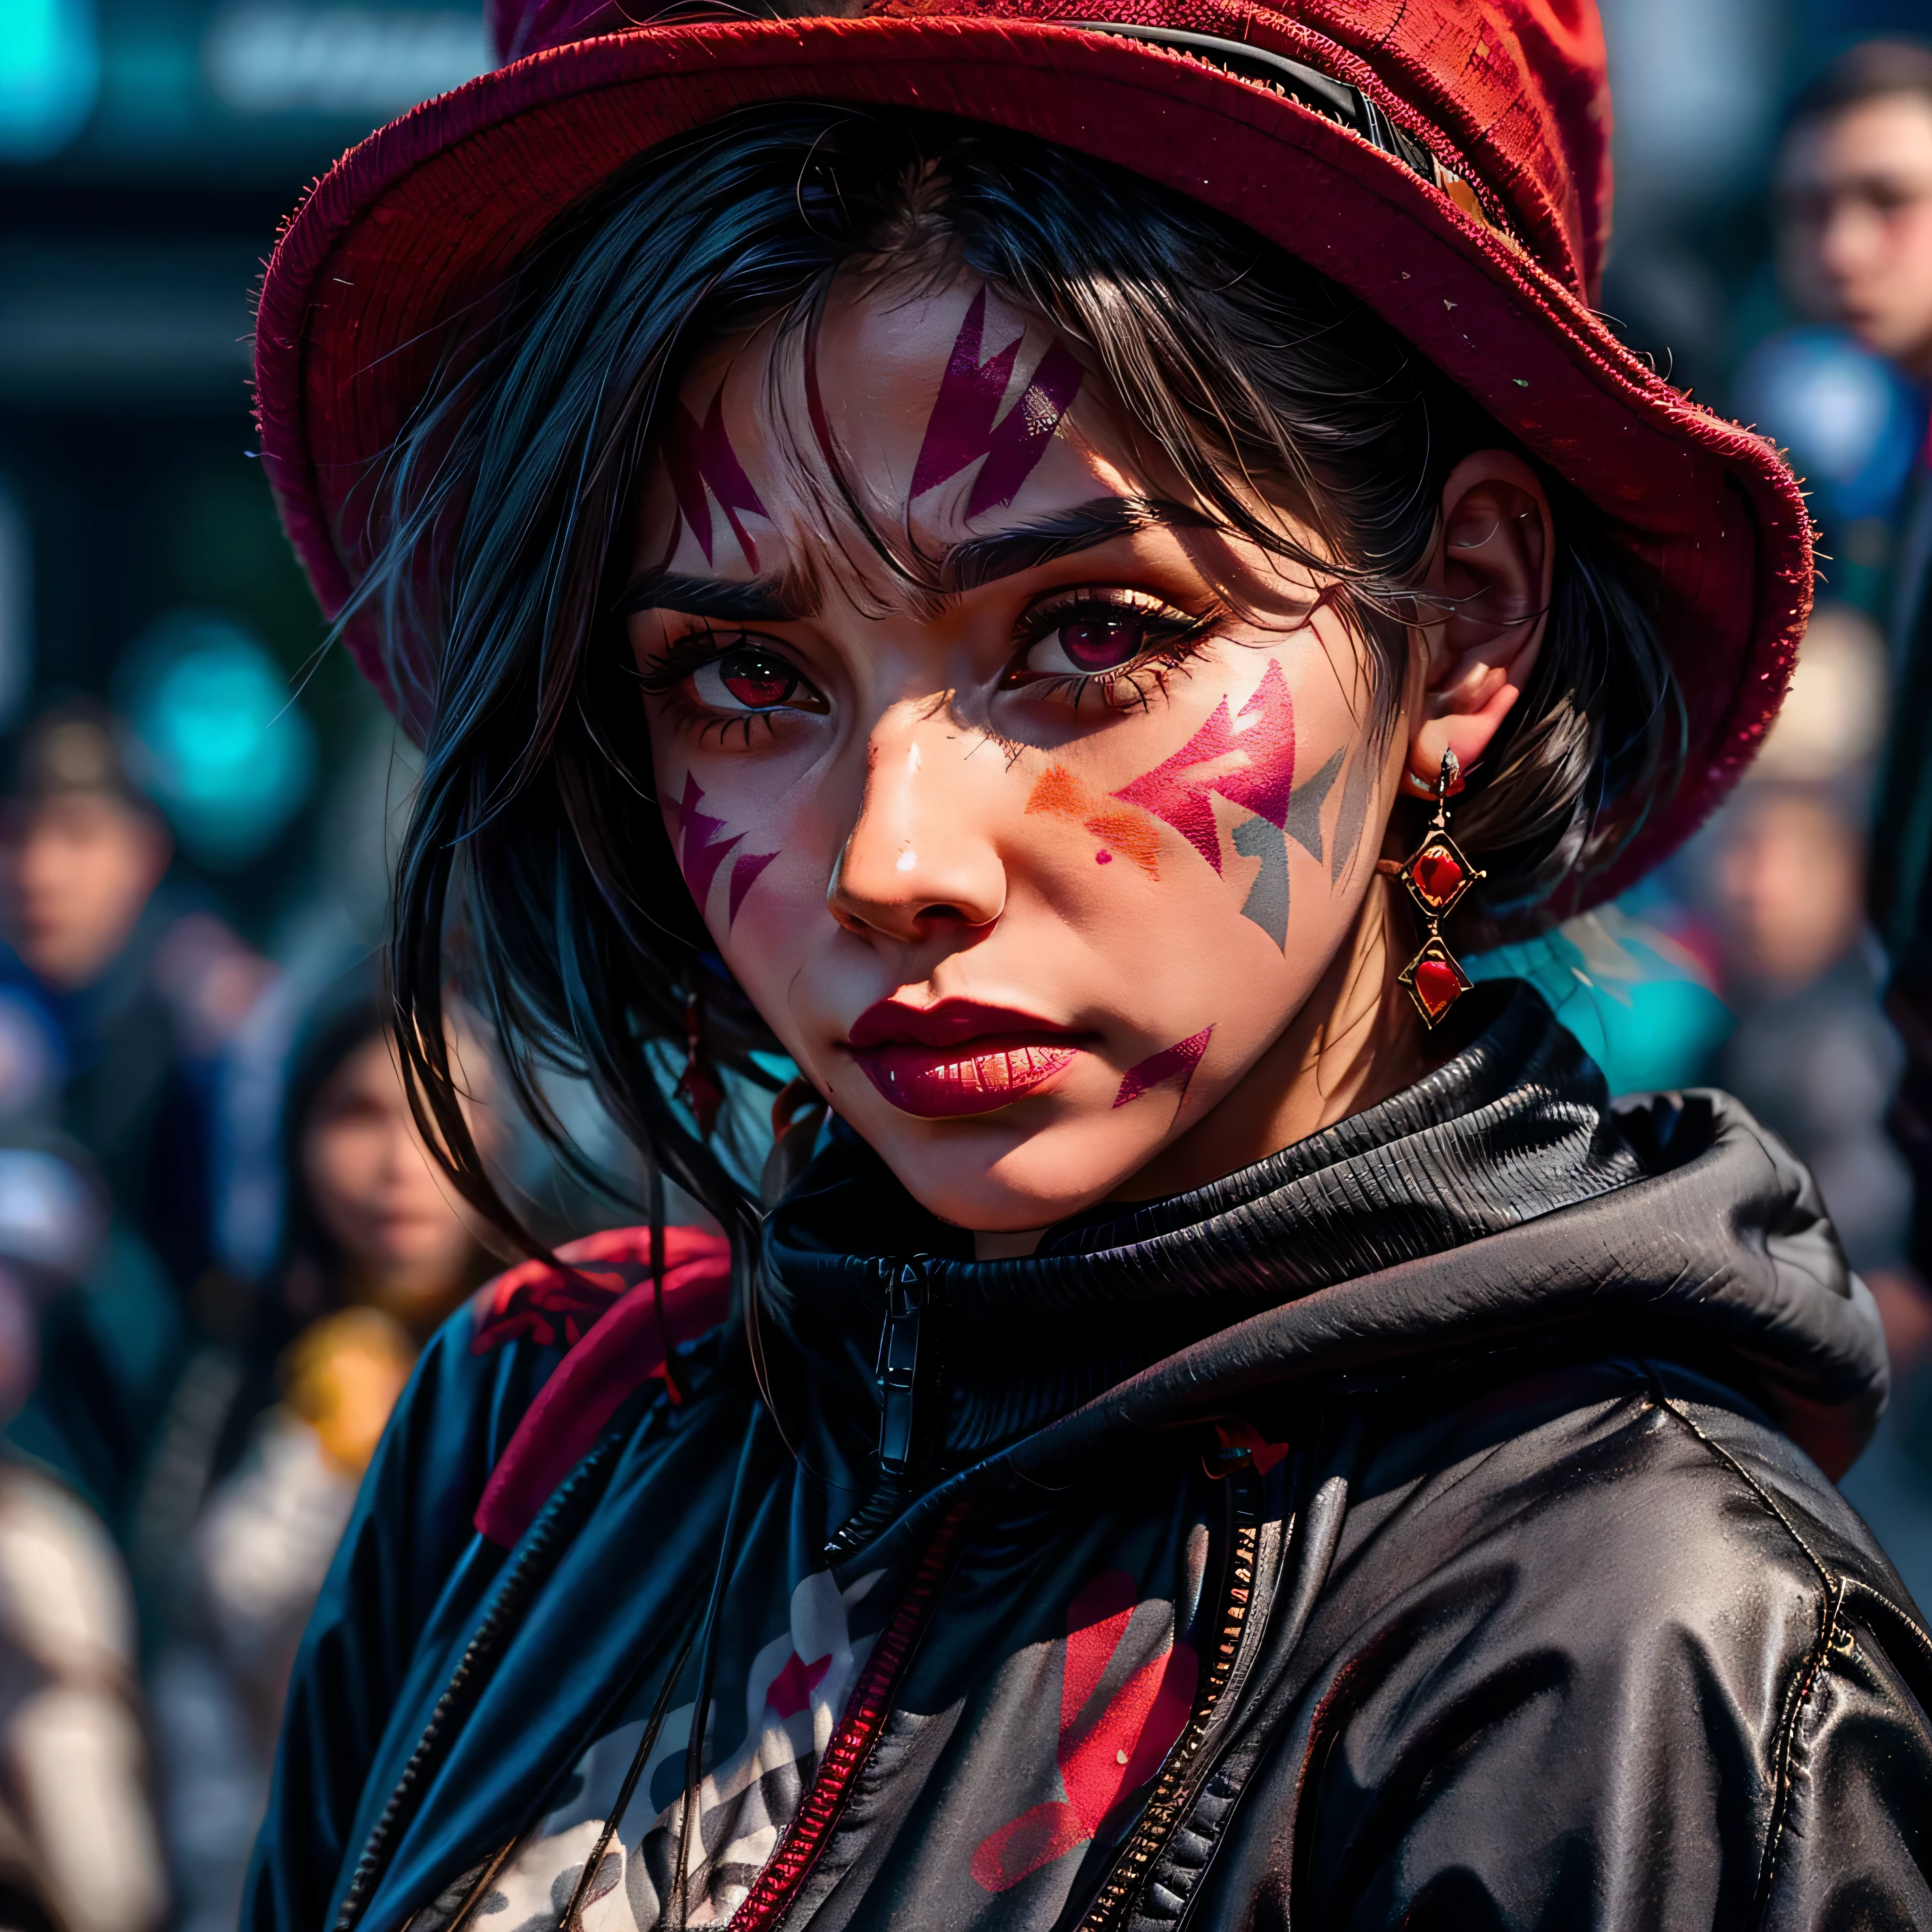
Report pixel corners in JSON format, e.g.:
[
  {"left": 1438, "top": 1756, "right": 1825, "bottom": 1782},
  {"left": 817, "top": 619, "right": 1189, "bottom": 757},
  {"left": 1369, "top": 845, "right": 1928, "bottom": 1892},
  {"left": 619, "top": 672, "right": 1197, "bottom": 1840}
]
[{"left": 247, "top": 983, "right": 1932, "bottom": 1931}]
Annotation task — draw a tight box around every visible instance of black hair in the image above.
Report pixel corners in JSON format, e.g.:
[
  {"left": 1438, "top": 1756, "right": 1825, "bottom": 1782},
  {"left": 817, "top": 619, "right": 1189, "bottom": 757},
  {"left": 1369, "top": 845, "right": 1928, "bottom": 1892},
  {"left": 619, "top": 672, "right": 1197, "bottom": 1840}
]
[
  {"left": 1785, "top": 37, "right": 1932, "bottom": 133},
  {"left": 352, "top": 102, "right": 1681, "bottom": 1251}
]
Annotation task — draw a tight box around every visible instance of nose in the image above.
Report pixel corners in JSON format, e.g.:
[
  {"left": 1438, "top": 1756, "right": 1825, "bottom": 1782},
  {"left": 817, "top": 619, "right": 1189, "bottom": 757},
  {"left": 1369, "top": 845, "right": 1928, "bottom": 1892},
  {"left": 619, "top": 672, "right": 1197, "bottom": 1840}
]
[
  {"left": 827, "top": 706, "right": 1007, "bottom": 944},
  {"left": 1816, "top": 196, "right": 1882, "bottom": 283}
]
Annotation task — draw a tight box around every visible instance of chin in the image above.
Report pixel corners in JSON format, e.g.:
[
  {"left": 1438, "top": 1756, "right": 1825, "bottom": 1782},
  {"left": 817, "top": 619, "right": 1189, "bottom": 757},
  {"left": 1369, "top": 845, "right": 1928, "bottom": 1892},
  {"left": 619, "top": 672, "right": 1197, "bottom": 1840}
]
[{"left": 857, "top": 1105, "right": 1161, "bottom": 1236}]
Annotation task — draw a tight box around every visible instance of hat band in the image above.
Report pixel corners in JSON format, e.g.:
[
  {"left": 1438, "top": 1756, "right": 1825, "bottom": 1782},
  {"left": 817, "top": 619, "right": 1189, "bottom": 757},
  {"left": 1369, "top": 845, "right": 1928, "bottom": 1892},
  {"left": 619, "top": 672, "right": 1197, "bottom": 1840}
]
[{"left": 1063, "top": 21, "right": 1525, "bottom": 258}]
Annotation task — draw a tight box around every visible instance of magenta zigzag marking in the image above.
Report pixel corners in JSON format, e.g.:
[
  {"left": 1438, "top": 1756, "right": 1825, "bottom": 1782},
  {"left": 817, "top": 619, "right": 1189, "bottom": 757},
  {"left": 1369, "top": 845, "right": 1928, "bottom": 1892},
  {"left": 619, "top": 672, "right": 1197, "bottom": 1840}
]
[
  {"left": 673, "top": 772, "right": 744, "bottom": 910},
  {"left": 673, "top": 774, "right": 777, "bottom": 929},
  {"left": 727, "top": 848, "right": 778, "bottom": 927},
  {"left": 662, "top": 387, "right": 767, "bottom": 568},
  {"left": 910, "top": 288, "right": 1085, "bottom": 518},
  {"left": 1111, "top": 660, "right": 1296, "bottom": 874},
  {"left": 1114, "top": 1024, "right": 1215, "bottom": 1108}
]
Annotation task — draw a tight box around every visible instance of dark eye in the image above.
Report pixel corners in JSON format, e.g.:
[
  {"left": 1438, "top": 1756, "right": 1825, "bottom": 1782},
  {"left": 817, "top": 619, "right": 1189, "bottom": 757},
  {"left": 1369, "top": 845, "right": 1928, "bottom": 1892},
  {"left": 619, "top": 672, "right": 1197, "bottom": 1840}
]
[
  {"left": 691, "top": 647, "right": 826, "bottom": 714},
  {"left": 1009, "top": 590, "right": 1199, "bottom": 685},
  {"left": 1057, "top": 617, "right": 1145, "bottom": 672}
]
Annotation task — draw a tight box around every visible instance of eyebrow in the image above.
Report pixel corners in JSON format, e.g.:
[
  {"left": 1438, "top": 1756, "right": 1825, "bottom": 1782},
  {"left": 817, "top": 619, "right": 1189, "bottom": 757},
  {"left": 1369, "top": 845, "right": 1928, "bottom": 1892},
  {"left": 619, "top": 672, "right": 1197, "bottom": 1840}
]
[
  {"left": 618, "top": 497, "right": 1216, "bottom": 619},
  {"left": 939, "top": 497, "right": 1215, "bottom": 592},
  {"left": 616, "top": 569, "right": 802, "bottom": 623}
]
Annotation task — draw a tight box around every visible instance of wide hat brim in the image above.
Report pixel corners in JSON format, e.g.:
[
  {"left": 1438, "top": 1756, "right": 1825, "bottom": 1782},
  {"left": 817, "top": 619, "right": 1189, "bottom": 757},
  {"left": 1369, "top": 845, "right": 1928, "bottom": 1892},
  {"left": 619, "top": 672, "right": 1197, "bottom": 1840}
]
[{"left": 253, "top": 8, "right": 1810, "bottom": 914}]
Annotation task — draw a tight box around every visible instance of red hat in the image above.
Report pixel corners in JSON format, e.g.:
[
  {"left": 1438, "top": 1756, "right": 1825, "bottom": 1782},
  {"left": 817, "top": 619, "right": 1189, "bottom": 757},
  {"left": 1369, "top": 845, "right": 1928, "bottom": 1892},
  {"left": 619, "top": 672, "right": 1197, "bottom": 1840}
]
[{"left": 253, "top": 0, "right": 1810, "bottom": 906}]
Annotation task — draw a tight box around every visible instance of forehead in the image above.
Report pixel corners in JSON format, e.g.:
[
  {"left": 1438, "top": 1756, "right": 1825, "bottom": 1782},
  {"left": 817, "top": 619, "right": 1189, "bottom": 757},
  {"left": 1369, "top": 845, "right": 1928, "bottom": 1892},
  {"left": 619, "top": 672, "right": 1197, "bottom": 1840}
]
[
  {"left": 1782, "top": 91, "right": 1932, "bottom": 187},
  {"left": 643, "top": 272, "right": 1147, "bottom": 583}
]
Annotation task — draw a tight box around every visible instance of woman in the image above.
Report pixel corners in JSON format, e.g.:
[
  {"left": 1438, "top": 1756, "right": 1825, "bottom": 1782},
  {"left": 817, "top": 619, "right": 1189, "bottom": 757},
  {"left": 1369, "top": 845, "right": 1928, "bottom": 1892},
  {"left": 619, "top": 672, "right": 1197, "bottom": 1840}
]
[
  {"left": 198, "top": 987, "right": 498, "bottom": 1723},
  {"left": 248, "top": 1, "right": 1932, "bottom": 1926},
  {"left": 161, "top": 989, "right": 498, "bottom": 1932}
]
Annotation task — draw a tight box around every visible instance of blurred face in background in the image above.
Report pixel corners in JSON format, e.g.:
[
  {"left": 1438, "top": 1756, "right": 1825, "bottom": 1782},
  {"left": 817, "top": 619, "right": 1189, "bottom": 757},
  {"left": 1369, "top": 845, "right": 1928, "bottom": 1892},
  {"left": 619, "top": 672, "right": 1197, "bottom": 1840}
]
[
  {"left": 0, "top": 794, "right": 170, "bottom": 992},
  {"left": 1778, "top": 88, "right": 1932, "bottom": 378},
  {"left": 1714, "top": 790, "right": 1866, "bottom": 995},
  {"left": 301, "top": 1031, "right": 482, "bottom": 1327}
]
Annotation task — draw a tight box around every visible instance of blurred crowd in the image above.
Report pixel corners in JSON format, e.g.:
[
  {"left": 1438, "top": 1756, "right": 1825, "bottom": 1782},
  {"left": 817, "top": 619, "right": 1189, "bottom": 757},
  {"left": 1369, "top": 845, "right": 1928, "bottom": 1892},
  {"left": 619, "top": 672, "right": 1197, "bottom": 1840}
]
[
  {"left": 0, "top": 697, "right": 654, "bottom": 1932},
  {"left": 0, "top": 20, "right": 1927, "bottom": 1932}
]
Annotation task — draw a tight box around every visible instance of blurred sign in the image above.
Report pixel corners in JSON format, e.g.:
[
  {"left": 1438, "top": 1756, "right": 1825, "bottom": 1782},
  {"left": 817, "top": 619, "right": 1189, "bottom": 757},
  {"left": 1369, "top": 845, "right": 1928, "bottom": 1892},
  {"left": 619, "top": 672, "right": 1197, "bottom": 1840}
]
[
  {"left": 2, "top": 0, "right": 491, "bottom": 178},
  {"left": 203, "top": 4, "right": 486, "bottom": 117}
]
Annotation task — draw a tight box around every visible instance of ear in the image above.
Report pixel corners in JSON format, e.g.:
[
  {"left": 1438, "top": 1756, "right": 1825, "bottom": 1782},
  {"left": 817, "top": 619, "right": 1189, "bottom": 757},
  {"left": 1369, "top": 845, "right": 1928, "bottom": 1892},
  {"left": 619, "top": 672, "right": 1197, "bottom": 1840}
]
[{"left": 1405, "top": 451, "right": 1553, "bottom": 791}]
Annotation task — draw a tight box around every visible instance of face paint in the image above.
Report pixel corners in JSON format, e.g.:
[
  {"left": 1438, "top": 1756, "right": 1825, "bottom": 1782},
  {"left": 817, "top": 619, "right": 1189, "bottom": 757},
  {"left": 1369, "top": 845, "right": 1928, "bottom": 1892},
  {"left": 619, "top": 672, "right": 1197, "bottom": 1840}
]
[
  {"left": 1114, "top": 1025, "right": 1215, "bottom": 1110},
  {"left": 1231, "top": 817, "right": 1288, "bottom": 947},
  {"left": 1228, "top": 747, "right": 1342, "bottom": 949},
  {"left": 1025, "top": 766, "right": 1162, "bottom": 879},
  {"left": 661, "top": 386, "right": 768, "bottom": 568},
  {"left": 1330, "top": 744, "right": 1376, "bottom": 885},
  {"left": 672, "top": 772, "right": 744, "bottom": 913},
  {"left": 726, "top": 848, "right": 778, "bottom": 928},
  {"left": 673, "top": 773, "right": 778, "bottom": 929},
  {"left": 1283, "top": 749, "right": 1342, "bottom": 866},
  {"left": 1112, "top": 660, "right": 1296, "bottom": 874},
  {"left": 910, "top": 288, "right": 1086, "bottom": 519}
]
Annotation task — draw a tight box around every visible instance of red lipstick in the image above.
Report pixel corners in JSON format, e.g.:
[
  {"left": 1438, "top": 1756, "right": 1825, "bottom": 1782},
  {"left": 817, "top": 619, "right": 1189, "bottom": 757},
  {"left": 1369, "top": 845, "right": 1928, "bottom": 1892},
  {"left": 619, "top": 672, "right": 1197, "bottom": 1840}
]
[{"left": 847, "top": 999, "right": 1087, "bottom": 1117}]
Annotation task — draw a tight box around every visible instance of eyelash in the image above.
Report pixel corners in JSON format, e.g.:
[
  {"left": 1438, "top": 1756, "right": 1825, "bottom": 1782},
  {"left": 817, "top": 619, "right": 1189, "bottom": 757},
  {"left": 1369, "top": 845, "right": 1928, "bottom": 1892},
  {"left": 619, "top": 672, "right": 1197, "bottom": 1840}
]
[
  {"left": 637, "top": 587, "right": 1223, "bottom": 733},
  {"left": 638, "top": 628, "right": 791, "bottom": 746},
  {"left": 1006, "top": 588, "right": 1221, "bottom": 712}
]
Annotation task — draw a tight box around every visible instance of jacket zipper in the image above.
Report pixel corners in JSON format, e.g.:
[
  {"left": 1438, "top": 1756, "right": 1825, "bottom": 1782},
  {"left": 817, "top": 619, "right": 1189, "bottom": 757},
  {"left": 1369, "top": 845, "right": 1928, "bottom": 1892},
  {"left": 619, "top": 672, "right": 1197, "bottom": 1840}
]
[
  {"left": 334, "top": 1431, "right": 628, "bottom": 1932},
  {"left": 1075, "top": 1460, "right": 1265, "bottom": 1932},
  {"left": 726, "top": 1497, "right": 972, "bottom": 1931}
]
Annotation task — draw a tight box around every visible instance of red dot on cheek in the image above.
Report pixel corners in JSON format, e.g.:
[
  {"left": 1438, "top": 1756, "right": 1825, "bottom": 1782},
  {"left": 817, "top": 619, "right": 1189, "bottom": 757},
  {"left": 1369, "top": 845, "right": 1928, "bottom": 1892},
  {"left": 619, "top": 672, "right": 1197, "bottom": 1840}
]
[{"left": 1096, "top": 850, "right": 1113, "bottom": 866}]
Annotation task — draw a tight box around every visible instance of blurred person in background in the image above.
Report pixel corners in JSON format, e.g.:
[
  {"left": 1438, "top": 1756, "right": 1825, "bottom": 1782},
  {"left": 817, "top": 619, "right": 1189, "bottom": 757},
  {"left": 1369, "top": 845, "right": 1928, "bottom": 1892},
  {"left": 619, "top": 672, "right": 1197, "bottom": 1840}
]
[
  {"left": 155, "top": 977, "right": 496, "bottom": 1932},
  {"left": 1778, "top": 40, "right": 1932, "bottom": 393},
  {"left": 1774, "top": 44, "right": 1932, "bottom": 1599},
  {"left": 1779, "top": 47, "right": 1932, "bottom": 1285},
  {"left": 0, "top": 702, "right": 273, "bottom": 1301},
  {"left": 0, "top": 1137, "right": 169, "bottom": 1932},
  {"left": 0, "top": 702, "right": 275, "bottom": 1533},
  {"left": 1705, "top": 783, "right": 1908, "bottom": 1277}
]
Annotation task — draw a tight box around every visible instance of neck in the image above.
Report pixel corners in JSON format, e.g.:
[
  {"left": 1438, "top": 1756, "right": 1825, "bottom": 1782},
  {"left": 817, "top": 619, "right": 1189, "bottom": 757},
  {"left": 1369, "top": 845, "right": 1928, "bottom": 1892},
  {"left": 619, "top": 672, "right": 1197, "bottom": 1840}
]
[
  {"left": 1112, "top": 876, "right": 1428, "bottom": 1204},
  {"left": 343, "top": 1258, "right": 472, "bottom": 1336}
]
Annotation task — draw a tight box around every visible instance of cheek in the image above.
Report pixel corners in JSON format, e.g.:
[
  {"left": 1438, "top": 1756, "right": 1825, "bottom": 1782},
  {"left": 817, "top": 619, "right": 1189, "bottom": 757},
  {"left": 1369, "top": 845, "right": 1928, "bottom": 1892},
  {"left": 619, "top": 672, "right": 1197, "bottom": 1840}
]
[{"left": 1024, "top": 650, "right": 1381, "bottom": 963}]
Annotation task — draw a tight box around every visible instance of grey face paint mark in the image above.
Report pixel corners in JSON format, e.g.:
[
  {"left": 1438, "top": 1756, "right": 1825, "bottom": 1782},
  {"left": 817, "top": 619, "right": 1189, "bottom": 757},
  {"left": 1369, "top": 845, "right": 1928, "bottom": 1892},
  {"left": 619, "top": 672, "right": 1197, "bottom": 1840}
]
[
  {"left": 1283, "top": 749, "right": 1342, "bottom": 865},
  {"left": 1233, "top": 816, "right": 1289, "bottom": 948},
  {"left": 1332, "top": 746, "right": 1375, "bottom": 885}
]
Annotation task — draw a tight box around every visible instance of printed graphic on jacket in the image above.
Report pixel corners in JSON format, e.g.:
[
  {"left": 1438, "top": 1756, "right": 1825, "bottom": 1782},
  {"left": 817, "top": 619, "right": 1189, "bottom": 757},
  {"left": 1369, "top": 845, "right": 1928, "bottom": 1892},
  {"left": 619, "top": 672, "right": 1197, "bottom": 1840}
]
[
  {"left": 408, "top": 1480, "right": 1214, "bottom": 1932},
  {"left": 421, "top": 1565, "right": 886, "bottom": 1932},
  {"left": 970, "top": 1570, "right": 1196, "bottom": 1893}
]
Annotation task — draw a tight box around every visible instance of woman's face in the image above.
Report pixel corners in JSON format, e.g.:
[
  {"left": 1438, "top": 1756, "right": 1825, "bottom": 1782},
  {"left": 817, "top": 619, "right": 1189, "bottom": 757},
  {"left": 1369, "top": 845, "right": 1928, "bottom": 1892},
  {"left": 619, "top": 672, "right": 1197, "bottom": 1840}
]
[
  {"left": 630, "top": 273, "right": 1410, "bottom": 1234},
  {"left": 302, "top": 1032, "right": 480, "bottom": 1299}
]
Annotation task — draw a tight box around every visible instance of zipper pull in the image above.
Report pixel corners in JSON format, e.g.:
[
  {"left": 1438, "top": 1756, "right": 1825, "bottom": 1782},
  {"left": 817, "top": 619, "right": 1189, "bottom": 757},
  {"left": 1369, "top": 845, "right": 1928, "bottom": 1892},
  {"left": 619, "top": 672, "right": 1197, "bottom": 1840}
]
[{"left": 875, "top": 1255, "right": 941, "bottom": 1475}]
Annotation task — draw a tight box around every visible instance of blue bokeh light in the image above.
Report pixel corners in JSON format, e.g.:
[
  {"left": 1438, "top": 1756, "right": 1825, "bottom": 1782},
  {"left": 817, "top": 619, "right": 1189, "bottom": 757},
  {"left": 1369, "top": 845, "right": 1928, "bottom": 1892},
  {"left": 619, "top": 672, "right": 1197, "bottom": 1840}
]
[
  {"left": 0, "top": 0, "right": 100, "bottom": 161},
  {"left": 116, "top": 612, "right": 316, "bottom": 870}
]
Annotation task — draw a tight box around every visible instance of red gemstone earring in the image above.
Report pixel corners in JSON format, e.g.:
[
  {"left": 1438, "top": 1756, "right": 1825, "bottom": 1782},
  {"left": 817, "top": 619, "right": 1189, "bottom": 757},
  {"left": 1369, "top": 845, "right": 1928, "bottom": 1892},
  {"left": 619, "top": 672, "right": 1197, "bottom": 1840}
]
[{"left": 1381, "top": 749, "right": 1486, "bottom": 1029}]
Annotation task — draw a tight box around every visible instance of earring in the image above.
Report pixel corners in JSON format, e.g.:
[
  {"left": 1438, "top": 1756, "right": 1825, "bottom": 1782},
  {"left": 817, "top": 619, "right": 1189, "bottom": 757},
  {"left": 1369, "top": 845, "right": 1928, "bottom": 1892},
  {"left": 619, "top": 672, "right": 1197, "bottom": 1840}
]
[
  {"left": 677, "top": 983, "right": 725, "bottom": 1139},
  {"left": 1383, "top": 749, "right": 1485, "bottom": 1029}
]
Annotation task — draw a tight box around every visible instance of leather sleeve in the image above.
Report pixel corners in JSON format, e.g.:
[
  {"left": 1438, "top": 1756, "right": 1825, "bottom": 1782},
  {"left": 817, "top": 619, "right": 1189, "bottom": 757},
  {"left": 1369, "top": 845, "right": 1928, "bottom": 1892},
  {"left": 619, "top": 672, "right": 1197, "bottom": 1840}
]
[
  {"left": 1754, "top": 1576, "right": 1932, "bottom": 1929},
  {"left": 240, "top": 1308, "right": 564, "bottom": 1932},
  {"left": 1208, "top": 1367, "right": 1932, "bottom": 1930}
]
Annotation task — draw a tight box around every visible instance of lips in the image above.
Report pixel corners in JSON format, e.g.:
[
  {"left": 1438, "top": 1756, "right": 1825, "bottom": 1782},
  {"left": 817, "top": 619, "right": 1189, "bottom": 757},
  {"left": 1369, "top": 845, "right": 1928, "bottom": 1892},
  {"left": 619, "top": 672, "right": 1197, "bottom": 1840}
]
[{"left": 848, "top": 999, "right": 1087, "bottom": 1117}]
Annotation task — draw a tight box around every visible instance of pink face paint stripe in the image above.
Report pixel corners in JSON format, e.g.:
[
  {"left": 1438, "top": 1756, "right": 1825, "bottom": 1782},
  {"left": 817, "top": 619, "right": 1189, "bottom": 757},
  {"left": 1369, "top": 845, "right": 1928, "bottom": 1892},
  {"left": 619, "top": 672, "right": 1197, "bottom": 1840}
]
[
  {"left": 727, "top": 848, "right": 778, "bottom": 928},
  {"left": 1111, "top": 662, "right": 1296, "bottom": 875},
  {"left": 674, "top": 772, "right": 745, "bottom": 912},
  {"left": 910, "top": 288, "right": 1085, "bottom": 516},
  {"left": 1114, "top": 1025, "right": 1215, "bottom": 1109},
  {"left": 964, "top": 340, "right": 1085, "bottom": 517},
  {"left": 661, "top": 388, "right": 767, "bottom": 569}
]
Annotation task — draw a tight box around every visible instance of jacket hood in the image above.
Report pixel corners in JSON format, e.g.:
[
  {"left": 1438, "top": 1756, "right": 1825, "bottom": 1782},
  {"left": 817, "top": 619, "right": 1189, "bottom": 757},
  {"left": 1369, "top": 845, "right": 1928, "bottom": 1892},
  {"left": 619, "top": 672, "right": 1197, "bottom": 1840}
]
[{"left": 767, "top": 981, "right": 1888, "bottom": 1487}]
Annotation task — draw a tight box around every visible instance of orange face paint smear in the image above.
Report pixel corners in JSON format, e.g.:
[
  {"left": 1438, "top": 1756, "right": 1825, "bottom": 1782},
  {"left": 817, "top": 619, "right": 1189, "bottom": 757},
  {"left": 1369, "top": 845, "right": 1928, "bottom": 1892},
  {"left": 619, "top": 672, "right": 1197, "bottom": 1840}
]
[{"left": 1026, "top": 766, "right": 1161, "bottom": 881}]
